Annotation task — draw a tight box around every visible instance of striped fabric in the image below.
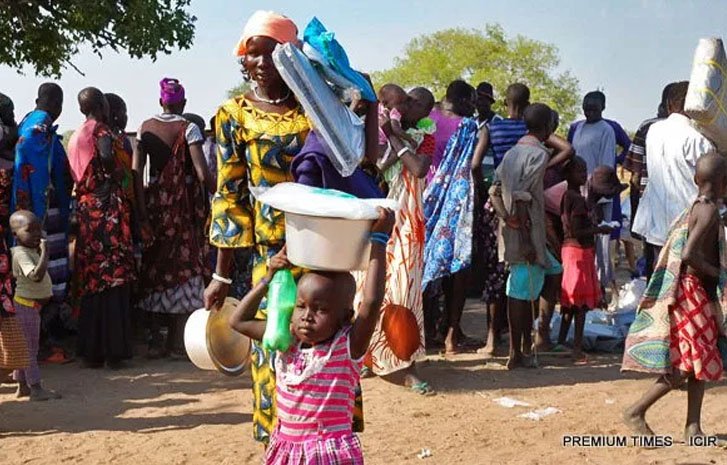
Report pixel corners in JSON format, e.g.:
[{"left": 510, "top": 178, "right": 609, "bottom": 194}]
[
  {"left": 137, "top": 275, "right": 204, "bottom": 314},
  {"left": 45, "top": 209, "right": 70, "bottom": 302},
  {"left": 488, "top": 118, "right": 527, "bottom": 168},
  {"left": 266, "top": 328, "right": 363, "bottom": 464}
]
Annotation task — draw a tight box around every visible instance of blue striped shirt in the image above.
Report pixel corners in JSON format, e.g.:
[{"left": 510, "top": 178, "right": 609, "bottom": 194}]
[{"left": 488, "top": 118, "right": 528, "bottom": 168}]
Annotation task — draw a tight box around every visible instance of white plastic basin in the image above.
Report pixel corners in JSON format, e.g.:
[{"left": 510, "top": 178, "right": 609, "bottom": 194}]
[{"left": 285, "top": 212, "right": 375, "bottom": 271}]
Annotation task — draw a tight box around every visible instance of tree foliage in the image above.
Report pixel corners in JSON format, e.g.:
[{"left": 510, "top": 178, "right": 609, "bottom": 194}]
[
  {"left": 227, "top": 81, "right": 252, "bottom": 99},
  {"left": 373, "top": 25, "right": 580, "bottom": 126},
  {"left": 0, "top": 0, "right": 197, "bottom": 77}
]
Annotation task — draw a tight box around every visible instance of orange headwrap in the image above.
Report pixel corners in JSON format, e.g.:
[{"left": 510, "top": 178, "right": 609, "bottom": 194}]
[{"left": 233, "top": 10, "right": 298, "bottom": 57}]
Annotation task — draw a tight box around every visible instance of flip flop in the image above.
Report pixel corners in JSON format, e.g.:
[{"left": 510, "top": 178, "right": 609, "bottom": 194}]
[{"left": 409, "top": 382, "right": 436, "bottom": 396}]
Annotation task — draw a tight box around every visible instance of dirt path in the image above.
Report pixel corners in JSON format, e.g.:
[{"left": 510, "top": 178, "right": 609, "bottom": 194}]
[{"left": 2, "top": 301, "right": 726, "bottom": 465}]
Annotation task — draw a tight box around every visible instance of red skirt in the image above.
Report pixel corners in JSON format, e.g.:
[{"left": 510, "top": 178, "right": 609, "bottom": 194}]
[
  {"left": 670, "top": 274, "right": 723, "bottom": 381},
  {"left": 560, "top": 243, "right": 600, "bottom": 309}
]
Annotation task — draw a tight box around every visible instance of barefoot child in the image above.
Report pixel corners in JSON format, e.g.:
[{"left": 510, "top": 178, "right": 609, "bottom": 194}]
[
  {"left": 622, "top": 152, "right": 727, "bottom": 442},
  {"left": 489, "top": 103, "right": 562, "bottom": 369},
  {"left": 230, "top": 208, "right": 394, "bottom": 464},
  {"left": 10, "top": 210, "right": 60, "bottom": 401},
  {"left": 558, "top": 157, "right": 612, "bottom": 359}
]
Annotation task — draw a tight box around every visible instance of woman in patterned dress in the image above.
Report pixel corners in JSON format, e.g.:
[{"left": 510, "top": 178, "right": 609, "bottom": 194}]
[
  {"left": 133, "top": 79, "right": 215, "bottom": 358},
  {"left": 68, "top": 88, "right": 136, "bottom": 368},
  {"left": 202, "top": 11, "right": 313, "bottom": 445},
  {"left": 355, "top": 87, "right": 436, "bottom": 395}
]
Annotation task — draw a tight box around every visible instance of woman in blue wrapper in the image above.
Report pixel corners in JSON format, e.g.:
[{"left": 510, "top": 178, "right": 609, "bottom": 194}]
[{"left": 11, "top": 83, "right": 71, "bottom": 306}]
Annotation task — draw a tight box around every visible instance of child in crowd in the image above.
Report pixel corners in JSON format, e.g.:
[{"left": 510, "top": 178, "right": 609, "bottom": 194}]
[
  {"left": 377, "top": 87, "right": 436, "bottom": 179},
  {"left": 230, "top": 208, "right": 394, "bottom": 464},
  {"left": 377, "top": 83, "right": 419, "bottom": 148},
  {"left": 489, "top": 103, "right": 562, "bottom": 369},
  {"left": 586, "top": 165, "right": 625, "bottom": 307},
  {"left": 558, "top": 157, "right": 612, "bottom": 359},
  {"left": 622, "top": 152, "right": 727, "bottom": 443},
  {"left": 10, "top": 210, "right": 60, "bottom": 401}
]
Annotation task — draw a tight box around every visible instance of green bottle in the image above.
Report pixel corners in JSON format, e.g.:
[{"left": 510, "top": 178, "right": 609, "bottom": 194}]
[{"left": 263, "top": 269, "right": 297, "bottom": 352}]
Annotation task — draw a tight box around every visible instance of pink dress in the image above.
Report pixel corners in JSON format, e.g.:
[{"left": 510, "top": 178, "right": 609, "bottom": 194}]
[{"left": 265, "top": 327, "right": 364, "bottom": 465}]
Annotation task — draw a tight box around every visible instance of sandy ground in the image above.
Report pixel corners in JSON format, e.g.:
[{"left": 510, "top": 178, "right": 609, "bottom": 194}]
[{"left": 2, "top": 298, "right": 726, "bottom": 465}]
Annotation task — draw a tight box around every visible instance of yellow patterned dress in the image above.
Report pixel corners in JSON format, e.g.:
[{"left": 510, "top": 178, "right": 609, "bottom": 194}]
[{"left": 211, "top": 96, "right": 309, "bottom": 443}]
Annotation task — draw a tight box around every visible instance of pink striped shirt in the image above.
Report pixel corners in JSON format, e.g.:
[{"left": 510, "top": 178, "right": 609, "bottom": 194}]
[{"left": 274, "top": 328, "right": 363, "bottom": 442}]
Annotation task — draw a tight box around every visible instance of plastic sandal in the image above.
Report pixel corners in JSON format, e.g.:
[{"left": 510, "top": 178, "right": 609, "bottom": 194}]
[{"left": 409, "top": 382, "right": 436, "bottom": 396}]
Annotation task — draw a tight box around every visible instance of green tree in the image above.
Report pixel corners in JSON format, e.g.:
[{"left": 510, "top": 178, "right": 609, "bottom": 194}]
[
  {"left": 227, "top": 81, "right": 252, "bottom": 99},
  {"left": 61, "top": 130, "right": 74, "bottom": 152},
  {"left": 0, "top": 0, "right": 196, "bottom": 77},
  {"left": 373, "top": 25, "right": 580, "bottom": 127}
]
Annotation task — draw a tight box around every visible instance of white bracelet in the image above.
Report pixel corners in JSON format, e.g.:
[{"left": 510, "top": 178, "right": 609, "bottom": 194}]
[
  {"left": 212, "top": 273, "right": 232, "bottom": 285},
  {"left": 397, "top": 147, "right": 411, "bottom": 158}
]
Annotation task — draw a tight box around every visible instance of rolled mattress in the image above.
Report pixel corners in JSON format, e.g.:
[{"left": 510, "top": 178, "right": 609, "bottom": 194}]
[{"left": 685, "top": 38, "right": 727, "bottom": 152}]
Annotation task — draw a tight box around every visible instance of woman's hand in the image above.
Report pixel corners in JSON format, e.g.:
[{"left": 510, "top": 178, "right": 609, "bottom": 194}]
[
  {"left": 371, "top": 208, "right": 395, "bottom": 236},
  {"left": 204, "top": 279, "right": 230, "bottom": 311}
]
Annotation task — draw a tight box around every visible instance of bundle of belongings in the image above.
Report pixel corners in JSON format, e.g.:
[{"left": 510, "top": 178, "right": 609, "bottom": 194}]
[
  {"left": 686, "top": 37, "right": 727, "bottom": 152},
  {"left": 273, "top": 17, "right": 376, "bottom": 177}
]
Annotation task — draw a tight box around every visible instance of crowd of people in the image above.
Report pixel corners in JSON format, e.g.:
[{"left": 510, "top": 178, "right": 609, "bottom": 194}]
[{"left": 1, "top": 9, "right": 726, "bottom": 464}]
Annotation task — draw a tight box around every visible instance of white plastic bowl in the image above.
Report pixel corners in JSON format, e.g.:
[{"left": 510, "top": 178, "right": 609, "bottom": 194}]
[{"left": 285, "top": 212, "right": 374, "bottom": 271}]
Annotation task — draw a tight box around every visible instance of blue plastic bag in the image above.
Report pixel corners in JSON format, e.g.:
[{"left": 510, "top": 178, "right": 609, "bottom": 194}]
[{"left": 303, "top": 17, "right": 376, "bottom": 102}]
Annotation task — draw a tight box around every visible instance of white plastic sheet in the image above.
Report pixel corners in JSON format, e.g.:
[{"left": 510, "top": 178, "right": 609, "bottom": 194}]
[
  {"left": 492, "top": 397, "right": 531, "bottom": 408},
  {"left": 518, "top": 407, "right": 561, "bottom": 421},
  {"left": 685, "top": 38, "right": 727, "bottom": 152},
  {"left": 252, "top": 183, "right": 397, "bottom": 220},
  {"left": 273, "top": 43, "right": 365, "bottom": 177}
]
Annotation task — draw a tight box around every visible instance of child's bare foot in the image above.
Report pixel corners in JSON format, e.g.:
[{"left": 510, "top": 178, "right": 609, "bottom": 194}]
[
  {"left": 684, "top": 423, "right": 705, "bottom": 444},
  {"left": 444, "top": 336, "right": 459, "bottom": 357},
  {"left": 478, "top": 341, "right": 497, "bottom": 358},
  {"left": 622, "top": 407, "right": 655, "bottom": 436},
  {"left": 30, "top": 386, "right": 61, "bottom": 401},
  {"left": 16, "top": 383, "right": 30, "bottom": 398}
]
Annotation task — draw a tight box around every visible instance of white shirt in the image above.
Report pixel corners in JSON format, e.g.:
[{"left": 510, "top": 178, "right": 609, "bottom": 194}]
[
  {"left": 632, "top": 113, "right": 715, "bottom": 246},
  {"left": 135, "top": 113, "right": 204, "bottom": 145},
  {"left": 572, "top": 119, "right": 617, "bottom": 175}
]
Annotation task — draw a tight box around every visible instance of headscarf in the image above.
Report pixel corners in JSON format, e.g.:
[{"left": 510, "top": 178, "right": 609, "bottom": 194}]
[
  {"left": 160, "top": 78, "right": 185, "bottom": 105},
  {"left": 233, "top": 10, "right": 298, "bottom": 57},
  {"left": 67, "top": 119, "right": 97, "bottom": 183}
]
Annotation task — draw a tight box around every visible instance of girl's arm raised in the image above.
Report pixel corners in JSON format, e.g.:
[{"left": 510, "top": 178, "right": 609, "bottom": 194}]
[
  {"left": 229, "top": 247, "right": 290, "bottom": 340},
  {"left": 350, "top": 208, "right": 395, "bottom": 359}
]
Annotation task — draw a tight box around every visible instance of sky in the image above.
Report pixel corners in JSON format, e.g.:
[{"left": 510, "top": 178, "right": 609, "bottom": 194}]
[{"left": 2, "top": 0, "right": 726, "bottom": 133}]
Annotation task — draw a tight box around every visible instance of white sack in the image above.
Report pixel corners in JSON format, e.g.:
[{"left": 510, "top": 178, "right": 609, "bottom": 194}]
[
  {"left": 252, "top": 183, "right": 397, "bottom": 220},
  {"left": 685, "top": 38, "right": 727, "bottom": 152}
]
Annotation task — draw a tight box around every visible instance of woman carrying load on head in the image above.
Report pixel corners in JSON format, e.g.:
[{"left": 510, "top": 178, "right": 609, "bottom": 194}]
[{"left": 202, "top": 10, "right": 366, "bottom": 444}]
